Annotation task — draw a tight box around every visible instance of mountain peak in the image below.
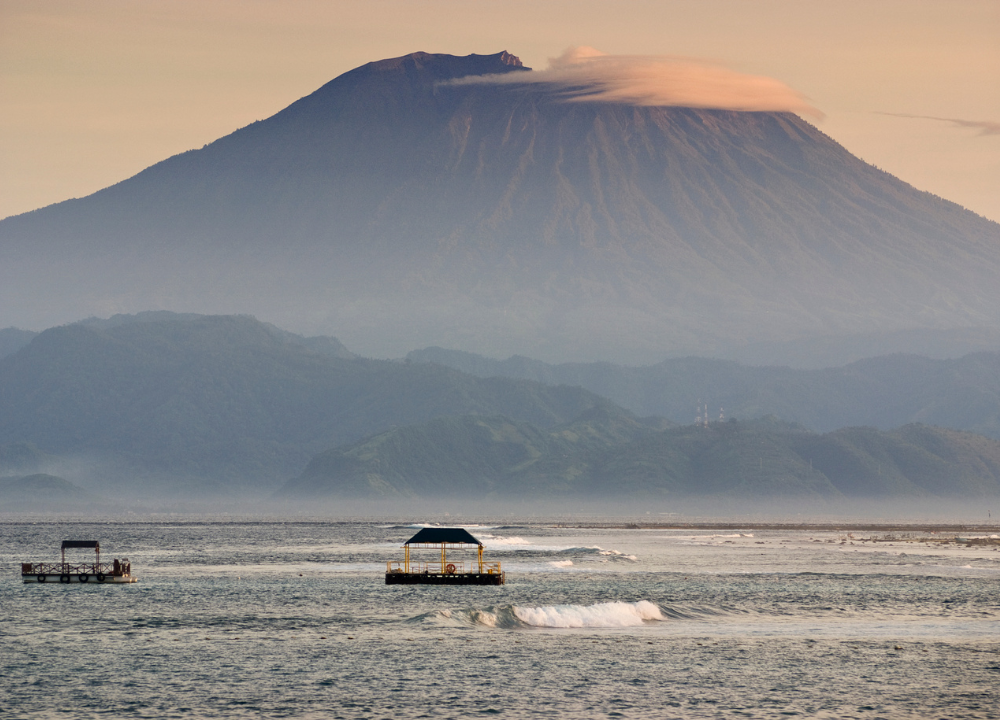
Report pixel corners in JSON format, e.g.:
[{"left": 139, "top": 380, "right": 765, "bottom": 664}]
[
  {"left": 497, "top": 50, "right": 523, "bottom": 68},
  {"left": 357, "top": 50, "right": 529, "bottom": 81}
]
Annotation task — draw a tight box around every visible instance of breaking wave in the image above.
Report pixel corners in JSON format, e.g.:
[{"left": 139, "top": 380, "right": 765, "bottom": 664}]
[
  {"left": 389, "top": 523, "right": 497, "bottom": 530},
  {"left": 468, "top": 536, "right": 638, "bottom": 560},
  {"left": 559, "top": 546, "right": 639, "bottom": 562},
  {"left": 515, "top": 600, "right": 663, "bottom": 627},
  {"left": 476, "top": 534, "right": 533, "bottom": 548},
  {"left": 418, "top": 600, "right": 665, "bottom": 629}
]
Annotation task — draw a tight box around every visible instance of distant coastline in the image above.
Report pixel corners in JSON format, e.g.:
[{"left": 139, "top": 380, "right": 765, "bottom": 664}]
[{"left": 554, "top": 522, "right": 1000, "bottom": 532}]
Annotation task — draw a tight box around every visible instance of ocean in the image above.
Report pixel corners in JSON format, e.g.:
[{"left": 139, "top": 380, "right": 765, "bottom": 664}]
[{"left": 2, "top": 518, "right": 998, "bottom": 719}]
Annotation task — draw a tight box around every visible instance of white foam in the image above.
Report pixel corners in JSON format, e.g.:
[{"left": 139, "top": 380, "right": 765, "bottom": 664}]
[
  {"left": 387, "top": 523, "right": 498, "bottom": 530},
  {"left": 598, "top": 549, "right": 639, "bottom": 561},
  {"left": 549, "top": 560, "right": 574, "bottom": 568},
  {"left": 513, "top": 600, "right": 664, "bottom": 628},
  {"left": 477, "top": 534, "right": 532, "bottom": 548},
  {"left": 555, "top": 546, "right": 638, "bottom": 561}
]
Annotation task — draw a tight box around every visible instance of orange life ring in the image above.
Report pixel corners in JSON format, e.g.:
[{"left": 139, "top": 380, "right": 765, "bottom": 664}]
[{"left": 445, "top": 564, "right": 456, "bottom": 574}]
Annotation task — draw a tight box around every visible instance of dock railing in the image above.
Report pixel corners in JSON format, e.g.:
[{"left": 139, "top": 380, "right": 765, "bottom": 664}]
[
  {"left": 21, "top": 560, "right": 130, "bottom": 576},
  {"left": 386, "top": 560, "right": 502, "bottom": 575}
]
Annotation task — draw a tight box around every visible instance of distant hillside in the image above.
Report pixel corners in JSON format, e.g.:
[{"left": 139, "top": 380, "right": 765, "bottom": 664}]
[
  {"left": 0, "top": 474, "right": 96, "bottom": 511},
  {"left": 284, "top": 404, "right": 669, "bottom": 497},
  {"left": 76, "top": 311, "right": 357, "bottom": 359},
  {"left": 0, "top": 442, "right": 48, "bottom": 476},
  {"left": 0, "top": 314, "right": 616, "bottom": 495},
  {"left": 407, "top": 347, "right": 1000, "bottom": 438},
  {"left": 0, "top": 328, "right": 36, "bottom": 359},
  {"left": 280, "top": 416, "right": 1000, "bottom": 499}
]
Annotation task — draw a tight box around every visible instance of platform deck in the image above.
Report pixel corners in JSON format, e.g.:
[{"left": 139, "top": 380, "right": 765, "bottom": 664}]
[{"left": 385, "top": 571, "right": 505, "bottom": 585}]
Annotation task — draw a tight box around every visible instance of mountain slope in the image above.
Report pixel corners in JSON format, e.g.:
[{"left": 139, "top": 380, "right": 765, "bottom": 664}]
[
  {"left": 2, "top": 51, "right": 998, "bottom": 363},
  {"left": 283, "top": 405, "right": 667, "bottom": 498},
  {"left": 0, "top": 313, "right": 615, "bottom": 494},
  {"left": 408, "top": 347, "right": 1000, "bottom": 438},
  {"left": 0, "top": 474, "right": 97, "bottom": 511},
  {"left": 281, "top": 416, "right": 1000, "bottom": 499},
  {"left": 0, "top": 328, "right": 36, "bottom": 359}
]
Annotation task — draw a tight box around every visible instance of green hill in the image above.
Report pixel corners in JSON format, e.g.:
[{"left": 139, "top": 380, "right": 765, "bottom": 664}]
[
  {"left": 283, "top": 404, "right": 666, "bottom": 497},
  {"left": 0, "top": 314, "right": 616, "bottom": 495},
  {"left": 281, "top": 416, "right": 1000, "bottom": 499}
]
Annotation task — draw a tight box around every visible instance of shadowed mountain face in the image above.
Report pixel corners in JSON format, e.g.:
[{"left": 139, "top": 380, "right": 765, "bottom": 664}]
[
  {"left": 0, "top": 313, "right": 613, "bottom": 495},
  {"left": 2, "top": 51, "right": 998, "bottom": 363},
  {"left": 407, "top": 346, "right": 1000, "bottom": 438}
]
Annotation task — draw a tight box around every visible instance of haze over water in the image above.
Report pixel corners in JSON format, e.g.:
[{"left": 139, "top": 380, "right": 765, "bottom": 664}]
[{"left": 3, "top": 517, "right": 998, "bottom": 718}]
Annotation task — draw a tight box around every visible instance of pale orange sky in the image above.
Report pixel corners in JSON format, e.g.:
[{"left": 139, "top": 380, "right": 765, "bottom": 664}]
[{"left": 2, "top": 0, "right": 998, "bottom": 221}]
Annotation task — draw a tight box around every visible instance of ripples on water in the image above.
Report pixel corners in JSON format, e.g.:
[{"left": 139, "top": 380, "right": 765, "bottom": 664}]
[{"left": 2, "top": 519, "right": 998, "bottom": 718}]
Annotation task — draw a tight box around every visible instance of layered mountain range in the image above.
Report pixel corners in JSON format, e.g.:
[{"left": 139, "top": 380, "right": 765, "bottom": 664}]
[
  {"left": 2, "top": 51, "right": 998, "bottom": 364},
  {"left": 0, "top": 314, "right": 610, "bottom": 495},
  {"left": 2, "top": 312, "right": 1000, "bottom": 501},
  {"left": 407, "top": 346, "right": 1000, "bottom": 438}
]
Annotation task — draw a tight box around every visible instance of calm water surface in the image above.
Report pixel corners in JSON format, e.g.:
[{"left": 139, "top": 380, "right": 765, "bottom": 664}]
[{"left": 1, "top": 519, "right": 998, "bottom": 719}]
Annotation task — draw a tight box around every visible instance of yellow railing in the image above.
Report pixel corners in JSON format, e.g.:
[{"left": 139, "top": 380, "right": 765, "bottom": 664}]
[
  {"left": 386, "top": 560, "right": 502, "bottom": 575},
  {"left": 21, "top": 561, "right": 129, "bottom": 576}
]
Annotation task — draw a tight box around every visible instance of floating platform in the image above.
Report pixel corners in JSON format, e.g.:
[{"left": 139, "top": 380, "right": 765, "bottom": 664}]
[
  {"left": 386, "top": 527, "right": 505, "bottom": 586},
  {"left": 386, "top": 571, "right": 505, "bottom": 585},
  {"left": 22, "top": 540, "right": 137, "bottom": 584}
]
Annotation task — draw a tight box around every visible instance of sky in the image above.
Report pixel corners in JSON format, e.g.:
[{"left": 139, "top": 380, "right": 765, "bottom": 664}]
[{"left": 2, "top": 0, "right": 998, "bottom": 222}]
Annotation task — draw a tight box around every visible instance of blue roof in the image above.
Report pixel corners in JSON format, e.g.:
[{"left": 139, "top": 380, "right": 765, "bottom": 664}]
[
  {"left": 61, "top": 540, "right": 99, "bottom": 550},
  {"left": 404, "top": 528, "right": 483, "bottom": 546}
]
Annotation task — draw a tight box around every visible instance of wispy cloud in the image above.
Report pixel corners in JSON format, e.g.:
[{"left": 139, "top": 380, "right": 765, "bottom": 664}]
[
  {"left": 451, "top": 47, "right": 822, "bottom": 119},
  {"left": 879, "top": 112, "right": 1000, "bottom": 136}
]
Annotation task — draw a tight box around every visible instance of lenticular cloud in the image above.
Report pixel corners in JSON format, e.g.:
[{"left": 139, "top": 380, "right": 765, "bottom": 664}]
[{"left": 453, "top": 46, "right": 821, "bottom": 119}]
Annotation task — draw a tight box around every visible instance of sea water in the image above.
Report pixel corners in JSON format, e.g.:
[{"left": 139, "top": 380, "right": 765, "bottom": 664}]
[{"left": 1, "top": 519, "right": 998, "bottom": 718}]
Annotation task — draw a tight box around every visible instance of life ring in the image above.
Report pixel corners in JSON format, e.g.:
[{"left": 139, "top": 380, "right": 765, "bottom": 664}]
[
  {"left": 445, "top": 564, "right": 456, "bottom": 574},
  {"left": 96, "top": 574, "right": 107, "bottom": 583},
  {"left": 79, "top": 574, "right": 89, "bottom": 582},
  {"left": 59, "top": 574, "right": 71, "bottom": 583},
  {"left": 37, "top": 574, "right": 46, "bottom": 583}
]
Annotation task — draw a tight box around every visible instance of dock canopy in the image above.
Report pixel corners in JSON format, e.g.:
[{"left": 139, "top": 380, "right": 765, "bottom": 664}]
[
  {"left": 404, "top": 528, "right": 482, "bottom": 547},
  {"left": 61, "top": 541, "right": 99, "bottom": 550}
]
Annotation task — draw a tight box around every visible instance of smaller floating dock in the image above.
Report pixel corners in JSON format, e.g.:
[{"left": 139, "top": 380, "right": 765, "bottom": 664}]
[
  {"left": 21, "top": 540, "right": 137, "bottom": 584},
  {"left": 386, "top": 527, "right": 505, "bottom": 585}
]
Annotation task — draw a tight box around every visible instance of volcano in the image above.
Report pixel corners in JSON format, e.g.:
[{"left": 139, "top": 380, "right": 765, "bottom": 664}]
[{"left": 2, "top": 50, "right": 998, "bottom": 363}]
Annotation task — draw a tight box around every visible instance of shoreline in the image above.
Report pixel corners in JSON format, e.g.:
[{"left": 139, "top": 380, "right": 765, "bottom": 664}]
[{"left": 552, "top": 522, "right": 1000, "bottom": 532}]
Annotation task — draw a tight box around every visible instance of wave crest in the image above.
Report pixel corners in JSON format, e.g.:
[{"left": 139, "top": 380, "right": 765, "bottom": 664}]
[
  {"left": 424, "top": 601, "right": 664, "bottom": 628},
  {"left": 560, "top": 547, "right": 638, "bottom": 562},
  {"left": 515, "top": 600, "right": 663, "bottom": 627}
]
